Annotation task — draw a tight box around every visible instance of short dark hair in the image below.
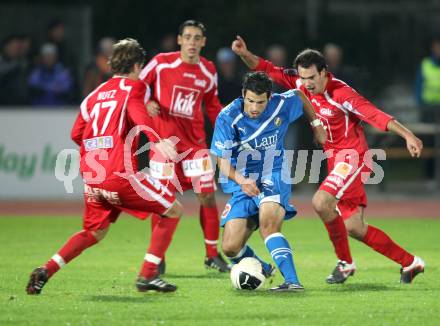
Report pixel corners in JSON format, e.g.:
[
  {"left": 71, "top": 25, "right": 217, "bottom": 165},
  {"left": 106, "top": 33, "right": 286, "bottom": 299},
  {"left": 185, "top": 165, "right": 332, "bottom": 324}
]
[
  {"left": 293, "top": 49, "right": 327, "bottom": 72},
  {"left": 242, "top": 72, "right": 272, "bottom": 98},
  {"left": 109, "top": 38, "right": 146, "bottom": 75},
  {"left": 178, "top": 20, "right": 206, "bottom": 36}
]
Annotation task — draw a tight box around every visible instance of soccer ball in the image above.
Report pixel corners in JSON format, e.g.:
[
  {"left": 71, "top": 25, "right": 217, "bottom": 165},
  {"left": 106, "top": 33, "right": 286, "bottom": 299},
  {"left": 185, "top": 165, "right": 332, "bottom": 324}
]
[{"left": 230, "top": 257, "right": 266, "bottom": 290}]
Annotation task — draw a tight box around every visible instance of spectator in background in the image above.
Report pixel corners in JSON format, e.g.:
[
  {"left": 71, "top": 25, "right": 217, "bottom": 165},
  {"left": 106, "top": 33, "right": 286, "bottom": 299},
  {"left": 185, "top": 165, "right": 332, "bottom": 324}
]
[
  {"left": 149, "top": 33, "right": 178, "bottom": 58},
  {"left": 82, "top": 37, "right": 115, "bottom": 97},
  {"left": 415, "top": 36, "right": 440, "bottom": 122},
  {"left": 323, "top": 43, "right": 359, "bottom": 89},
  {"left": 28, "top": 43, "right": 73, "bottom": 106},
  {"left": 0, "top": 35, "right": 30, "bottom": 105},
  {"left": 216, "top": 47, "right": 241, "bottom": 105},
  {"left": 414, "top": 36, "right": 440, "bottom": 180},
  {"left": 266, "top": 44, "right": 288, "bottom": 93}
]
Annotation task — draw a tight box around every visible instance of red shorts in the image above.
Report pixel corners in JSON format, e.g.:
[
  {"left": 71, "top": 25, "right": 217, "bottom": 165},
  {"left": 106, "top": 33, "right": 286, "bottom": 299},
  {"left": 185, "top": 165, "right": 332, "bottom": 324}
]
[
  {"left": 82, "top": 173, "right": 176, "bottom": 231},
  {"left": 149, "top": 147, "right": 216, "bottom": 194},
  {"left": 319, "top": 150, "right": 370, "bottom": 220}
]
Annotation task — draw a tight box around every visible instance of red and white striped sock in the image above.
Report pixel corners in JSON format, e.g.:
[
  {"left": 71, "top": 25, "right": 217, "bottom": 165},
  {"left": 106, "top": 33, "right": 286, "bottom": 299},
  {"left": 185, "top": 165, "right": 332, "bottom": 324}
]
[
  {"left": 44, "top": 230, "right": 98, "bottom": 278},
  {"left": 199, "top": 205, "right": 219, "bottom": 258},
  {"left": 140, "top": 216, "right": 179, "bottom": 279}
]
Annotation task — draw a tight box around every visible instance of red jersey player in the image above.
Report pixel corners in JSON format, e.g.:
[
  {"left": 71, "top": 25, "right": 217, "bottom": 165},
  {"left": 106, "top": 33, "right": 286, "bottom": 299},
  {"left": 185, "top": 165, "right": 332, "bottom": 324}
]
[
  {"left": 232, "top": 36, "right": 425, "bottom": 284},
  {"left": 27, "top": 38, "right": 182, "bottom": 294},
  {"left": 140, "top": 20, "right": 230, "bottom": 273}
]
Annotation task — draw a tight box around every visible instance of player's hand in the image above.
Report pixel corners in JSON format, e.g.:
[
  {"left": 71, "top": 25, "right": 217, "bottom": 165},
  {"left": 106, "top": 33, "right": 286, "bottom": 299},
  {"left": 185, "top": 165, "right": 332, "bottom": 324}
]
[
  {"left": 146, "top": 100, "right": 160, "bottom": 117},
  {"left": 238, "top": 178, "right": 260, "bottom": 197},
  {"left": 154, "top": 139, "right": 177, "bottom": 160},
  {"left": 406, "top": 134, "right": 423, "bottom": 158},
  {"left": 313, "top": 125, "right": 327, "bottom": 146},
  {"left": 231, "top": 35, "right": 249, "bottom": 57}
]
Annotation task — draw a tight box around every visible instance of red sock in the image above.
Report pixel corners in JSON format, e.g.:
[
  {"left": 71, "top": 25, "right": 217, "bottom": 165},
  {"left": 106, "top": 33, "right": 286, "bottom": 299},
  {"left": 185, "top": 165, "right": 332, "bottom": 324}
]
[
  {"left": 140, "top": 217, "right": 180, "bottom": 279},
  {"left": 362, "top": 225, "right": 414, "bottom": 267},
  {"left": 200, "top": 205, "right": 219, "bottom": 258},
  {"left": 150, "top": 213, "right": 161, "bottom": 232},
  {"left": 324, "top": 216, "right": 353, "bottom": 264},
  {"left": 44, "top": 230, "right": 98, "bottom": 278}
]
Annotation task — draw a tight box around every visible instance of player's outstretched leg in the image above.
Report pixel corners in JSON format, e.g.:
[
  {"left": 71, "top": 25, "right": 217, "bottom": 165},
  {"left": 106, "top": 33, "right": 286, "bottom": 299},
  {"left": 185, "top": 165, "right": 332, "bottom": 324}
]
[
  {"left": 26, "top": 229, "right": 100, "bottom": 295},
  {"left": 360, "top": 225, "right": 425, "bottom": 283},
  {"left": 138, "top": 216, "right": 180, "bottom": 292},
  {"left": 264, "top": 233, "right": 304, "bottom": 292}
]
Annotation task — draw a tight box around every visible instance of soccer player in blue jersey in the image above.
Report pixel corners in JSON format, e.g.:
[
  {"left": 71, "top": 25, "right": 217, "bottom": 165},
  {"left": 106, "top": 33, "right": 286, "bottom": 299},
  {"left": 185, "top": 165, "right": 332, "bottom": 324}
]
[{"left": 210, "top": 72, "right": 326, "bottom": 291}]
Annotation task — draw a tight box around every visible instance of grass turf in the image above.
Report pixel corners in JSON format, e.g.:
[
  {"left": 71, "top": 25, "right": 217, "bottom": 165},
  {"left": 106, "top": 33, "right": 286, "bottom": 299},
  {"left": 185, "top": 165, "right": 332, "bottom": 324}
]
[{"left": 0, "top": 215, "right": 438, "bottom": 326}]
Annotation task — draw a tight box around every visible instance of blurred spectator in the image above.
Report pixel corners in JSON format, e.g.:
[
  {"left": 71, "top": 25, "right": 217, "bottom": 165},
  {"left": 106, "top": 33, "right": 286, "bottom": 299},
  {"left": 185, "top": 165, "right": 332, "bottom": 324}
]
[
  {"left": 323, "top": 43, "right": 359, "bottom": 89},
  {"left": 415, "top": 36, "right": 440, "bottom": 122},
  {"left": 82, "top": 37, "right": 115, "bottom": 98},
  {"left": 266, "top": 44, "right": 288, "bottom": 93},
  {"left": 160, "top": 33, "right": 178, "bottom": 52},
  {"left": 150, "top": 33, "right": 178, "bottom": 58},
  {"left": 216, "top": 47, "right": 241, "bottom": 105},
  {"left": 0, "top": 35, "right": 30, "bottom": 105},
  {"left": 28, "top": 43, "right": 73, "bottom": 106},
  {"left": 414, "top": 36, "right": 440, "bottom": 180}
]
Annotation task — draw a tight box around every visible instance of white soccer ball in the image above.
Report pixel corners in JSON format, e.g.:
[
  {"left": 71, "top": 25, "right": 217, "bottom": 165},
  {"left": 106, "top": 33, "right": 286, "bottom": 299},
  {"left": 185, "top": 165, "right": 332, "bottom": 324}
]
[{"left": 230, "top": 257, "right": 266, "bottom": 290}]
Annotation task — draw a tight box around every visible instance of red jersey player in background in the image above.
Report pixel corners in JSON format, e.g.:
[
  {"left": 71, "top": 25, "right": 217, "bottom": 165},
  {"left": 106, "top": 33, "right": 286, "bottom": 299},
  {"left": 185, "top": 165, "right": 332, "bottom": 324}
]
[
  {"left": 27, "top": 38, "right": 183, "bottom": 295},
  {"left": 232, "top": 36, "right": 425, "bottom": 284},
  {"left": 140, "top": 20, "right": 230, "bottom": 273}
]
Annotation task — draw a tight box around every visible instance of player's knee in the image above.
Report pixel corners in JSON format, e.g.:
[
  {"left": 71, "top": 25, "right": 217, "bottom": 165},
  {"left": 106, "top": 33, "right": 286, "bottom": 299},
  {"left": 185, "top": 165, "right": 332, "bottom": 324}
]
[
  {"left": 221, "top": 240, "right": 241, "bottom": 258},
  {"left": 197, "top": 192, "right": 216, "bottom": 207},
  {"left": 312, "top": 191, "right": 334, "bottom": 216},
  {"left": 346, "top": 224, "right": 367, "bottom": 240},
  {"left": 164, "top": 201, "right": 183, "bottom": 218},
  {"left": 259, "top": 221, "right": 280, "bottom": 239},
  {"left": 90, "top": 228, "right": 108, "bottom": 242}
]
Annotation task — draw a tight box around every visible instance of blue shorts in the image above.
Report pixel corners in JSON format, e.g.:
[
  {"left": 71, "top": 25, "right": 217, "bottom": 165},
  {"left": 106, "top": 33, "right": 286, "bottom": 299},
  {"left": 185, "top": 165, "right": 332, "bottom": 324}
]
[{"left": 220, "top": 171, "right": 297, "bottom": 227}]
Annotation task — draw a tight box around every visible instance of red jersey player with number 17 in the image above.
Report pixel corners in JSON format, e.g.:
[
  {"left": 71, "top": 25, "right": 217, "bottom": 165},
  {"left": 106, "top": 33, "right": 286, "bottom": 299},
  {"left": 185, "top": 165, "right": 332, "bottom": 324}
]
[
  {"left": 140, "top": 20, "right": 230, "bottom": 273},
  {"left": 27, "top": 38, "right": 183, "bottom": 295},
  {"left": 232, "top": 36, "right": 425, "bottom": 285}
]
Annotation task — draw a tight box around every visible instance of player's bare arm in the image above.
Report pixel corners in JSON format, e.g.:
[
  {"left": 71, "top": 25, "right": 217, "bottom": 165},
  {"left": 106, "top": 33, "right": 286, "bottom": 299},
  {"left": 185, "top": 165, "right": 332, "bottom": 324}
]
[
  {"left": 231, "top": 36, "right": 259, "bottom": 70},
  {"left": 295, "top": 89, "right": 327, "bottom": 146},
  {"left": 217, "top": 157, "right": 260, "bottom": 197},
  {"left": 386, "top": 120, "right": 423, "bottom": 158}
]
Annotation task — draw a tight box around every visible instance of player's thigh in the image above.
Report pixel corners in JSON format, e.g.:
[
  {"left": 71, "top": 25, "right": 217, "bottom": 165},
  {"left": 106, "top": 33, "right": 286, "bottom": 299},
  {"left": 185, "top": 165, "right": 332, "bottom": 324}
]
[
  {"left": 320, "top": 156, "right": 368, "bottom": 200},
  {"left": 259, "top": 202, "right": 285, "bottom": 227},
  {"left": 220, "top": 192, "right": 258, "bottom": 228},
  {"left": 83, "top": 185, "right": 121, "bottom": 231},
  {"left": 105, "top": 174, "right": 178, "bottom": 219}
]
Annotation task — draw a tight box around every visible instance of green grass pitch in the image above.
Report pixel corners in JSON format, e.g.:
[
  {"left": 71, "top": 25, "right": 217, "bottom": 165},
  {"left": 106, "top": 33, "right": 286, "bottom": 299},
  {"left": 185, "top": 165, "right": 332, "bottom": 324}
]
[{"left": 0, "top": 215, "right": 439, "bottom": 325}]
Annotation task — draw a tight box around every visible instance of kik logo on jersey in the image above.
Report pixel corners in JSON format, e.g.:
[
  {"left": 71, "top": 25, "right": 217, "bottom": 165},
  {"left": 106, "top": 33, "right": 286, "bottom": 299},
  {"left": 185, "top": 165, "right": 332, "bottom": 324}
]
[{"left": 170, "top": 85, "right": 200, "bottom": 119}]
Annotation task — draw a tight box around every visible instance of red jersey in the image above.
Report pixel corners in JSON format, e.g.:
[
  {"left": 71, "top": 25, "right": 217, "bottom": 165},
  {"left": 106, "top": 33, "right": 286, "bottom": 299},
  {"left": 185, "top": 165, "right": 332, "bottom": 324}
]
[
  {"left": 71, "top": 76, "right": 157, "bottom": 183},
  {"left": 140, "top": 52, "right": 222, "bottom": 152},
  {"left": 255, "top": 58, "right": 393, "bottom": 154}
]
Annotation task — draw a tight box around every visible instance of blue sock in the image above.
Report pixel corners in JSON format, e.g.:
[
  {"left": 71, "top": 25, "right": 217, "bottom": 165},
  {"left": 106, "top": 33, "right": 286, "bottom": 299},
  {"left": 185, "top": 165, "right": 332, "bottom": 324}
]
[
  {"left": 228, "top": 244, "right": 272, "bottom": 273},
  {"left": 265, "top": 232, "right": 300, "bottom": 284}
]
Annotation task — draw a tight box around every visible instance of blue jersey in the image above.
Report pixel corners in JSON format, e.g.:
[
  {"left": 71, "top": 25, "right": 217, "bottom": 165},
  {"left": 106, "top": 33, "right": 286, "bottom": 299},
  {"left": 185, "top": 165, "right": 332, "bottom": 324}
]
[{"left": 210, "top": 90, "right": 303, "bottom": 193}]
